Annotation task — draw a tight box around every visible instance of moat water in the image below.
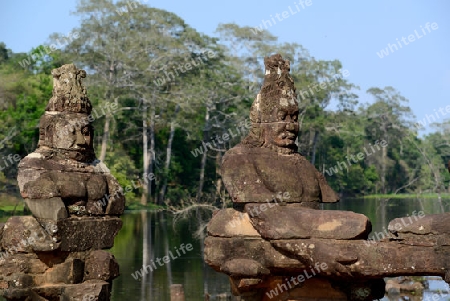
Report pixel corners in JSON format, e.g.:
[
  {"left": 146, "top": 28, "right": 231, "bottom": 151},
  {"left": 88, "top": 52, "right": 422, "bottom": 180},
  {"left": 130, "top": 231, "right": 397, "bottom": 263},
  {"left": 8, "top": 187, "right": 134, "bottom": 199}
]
[
  {"left": 1, "top": 197, "right": 450, "bottom": 300},
  {"left": 109, "top": 197, "right": 450, "bottom": 300}
]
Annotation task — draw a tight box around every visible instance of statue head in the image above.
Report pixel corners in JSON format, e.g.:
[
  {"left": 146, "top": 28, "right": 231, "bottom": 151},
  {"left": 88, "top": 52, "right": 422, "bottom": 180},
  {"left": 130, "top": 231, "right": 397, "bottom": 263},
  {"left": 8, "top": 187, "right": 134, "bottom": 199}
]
[
  {"left": 243, "top": 54, "right": 299, "bottom": 154},
  {"left": 38, "top": 64, "right": 96, "bottom": 162}
]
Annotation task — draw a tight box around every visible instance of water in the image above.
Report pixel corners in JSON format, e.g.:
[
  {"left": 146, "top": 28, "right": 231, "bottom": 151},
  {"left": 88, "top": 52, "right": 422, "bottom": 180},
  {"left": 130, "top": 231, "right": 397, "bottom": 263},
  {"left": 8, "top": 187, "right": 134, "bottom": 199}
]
[
  {"left": 109, "top": 197, "right": 450, "bottom": 300},
  {"left": 1, "top": 198, "right": 450, "bottom": 300},
  {"left": 110, "top": 210, "right": 230, "bottom": 300},
  {"left": 324, "top": 198, "right": 450, "bottom": 301},
  {"left": 322, "top": 197, "right": 450, "bottom": 241}
]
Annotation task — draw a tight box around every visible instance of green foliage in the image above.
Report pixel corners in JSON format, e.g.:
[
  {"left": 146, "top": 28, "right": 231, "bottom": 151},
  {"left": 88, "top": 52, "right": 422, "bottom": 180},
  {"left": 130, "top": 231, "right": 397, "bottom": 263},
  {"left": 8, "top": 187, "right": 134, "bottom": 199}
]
[
  {"left": 0, "top": 42, "right": 9, "bottom": 64},
  {"left": 0, "top": 3, "right": 449, "bottom": 205},
  {"left": 0, "top": 60, "right": 51, "bottom": 183},
  {"left": 103, "top": 147, "right": 141, "bottom": 202}
]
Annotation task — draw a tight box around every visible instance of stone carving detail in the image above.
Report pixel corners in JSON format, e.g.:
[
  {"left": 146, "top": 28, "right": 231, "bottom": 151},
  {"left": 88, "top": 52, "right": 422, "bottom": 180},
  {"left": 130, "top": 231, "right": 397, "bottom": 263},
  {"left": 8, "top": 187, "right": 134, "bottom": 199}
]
[
  {"left": 222, "top": 54, "right": 338, "bottom": 207},
  {"left": 17, "top": 63, "right": 124, "bottom": 218},
  {"left": 204, "top": 54, "right": 450, "bottom": 301},
  {"left": 0, "top": 64, "right": 123, "bottom": 300},
  {"left": 46, "top": 64, "right": 92, "bottom": 114}
]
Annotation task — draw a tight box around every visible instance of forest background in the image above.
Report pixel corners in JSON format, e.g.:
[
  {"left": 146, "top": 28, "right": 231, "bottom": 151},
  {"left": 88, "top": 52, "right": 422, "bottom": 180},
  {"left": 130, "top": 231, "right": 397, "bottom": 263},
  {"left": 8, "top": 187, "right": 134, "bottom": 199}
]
[{"left": 1, "top": 0, "right": 450, "bottom": 209}]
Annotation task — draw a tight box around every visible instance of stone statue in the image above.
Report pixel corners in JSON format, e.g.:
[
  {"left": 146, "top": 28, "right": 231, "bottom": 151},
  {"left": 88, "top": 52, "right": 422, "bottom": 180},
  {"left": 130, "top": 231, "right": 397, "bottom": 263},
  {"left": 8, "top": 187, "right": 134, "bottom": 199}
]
[
  {"left": 17, "top": 64, "right": 124, "bottom": 220},
  {"left": 0, "top": 64, "right": 123, "bottom": 300},
  {"left": 221, "top": 54, "right": 338, "bottom": 208},
  {"left": 205, "top": 54, "right": 450, "bottom": 301}
]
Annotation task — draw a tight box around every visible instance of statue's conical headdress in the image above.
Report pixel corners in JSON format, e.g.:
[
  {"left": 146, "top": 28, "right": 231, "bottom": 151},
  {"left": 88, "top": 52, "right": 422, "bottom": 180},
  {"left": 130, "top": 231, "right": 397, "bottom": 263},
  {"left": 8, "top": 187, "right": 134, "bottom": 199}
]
[
  {"left": 46, "top": 64, "right": 92, "bottom": 114},
  {"left": 249, "top": 54, "right": 298, "bottom": 124}
]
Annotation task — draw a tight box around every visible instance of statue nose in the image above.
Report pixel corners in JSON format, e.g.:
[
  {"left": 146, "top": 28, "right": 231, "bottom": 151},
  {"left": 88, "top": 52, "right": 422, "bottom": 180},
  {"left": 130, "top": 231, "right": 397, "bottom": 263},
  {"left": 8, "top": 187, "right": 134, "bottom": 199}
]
[{"left": 76, "top": 131, "right": 86, "bottom": 145}]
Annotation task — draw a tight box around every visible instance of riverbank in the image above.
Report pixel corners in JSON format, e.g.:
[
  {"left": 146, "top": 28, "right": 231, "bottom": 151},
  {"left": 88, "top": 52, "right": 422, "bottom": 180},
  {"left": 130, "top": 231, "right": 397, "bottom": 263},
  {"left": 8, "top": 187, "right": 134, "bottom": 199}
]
[
  {"left": 0, "top": 194, "right": 164, "bottom": 222},
  {"left": 362, "top": 193, "right": 450, "bottom": 199},
  {"left": 1, "top": 192, "right": 448, "bottom": 217}
]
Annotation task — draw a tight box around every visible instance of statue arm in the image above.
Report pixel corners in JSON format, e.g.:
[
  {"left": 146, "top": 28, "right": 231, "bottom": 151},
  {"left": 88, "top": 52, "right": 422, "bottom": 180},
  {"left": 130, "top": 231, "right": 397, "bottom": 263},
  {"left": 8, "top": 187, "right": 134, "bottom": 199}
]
[
  {"left": 221, "top": 151, "right": 275, "bottom": 203},
  {"left": 104, "top": 174, "right": 125, "bottom": 215},
  {"left": 315, "top": 170, "right": 339, "bottom": 203}
]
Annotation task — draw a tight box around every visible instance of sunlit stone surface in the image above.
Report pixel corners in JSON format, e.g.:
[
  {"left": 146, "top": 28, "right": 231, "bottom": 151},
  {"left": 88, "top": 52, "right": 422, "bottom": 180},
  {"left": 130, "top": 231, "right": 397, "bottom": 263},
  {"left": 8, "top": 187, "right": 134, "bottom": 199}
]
[
  {"left": 204, "top": 54, "right": 450, "bottom": 301},
  {"left": 0, "top": 64, "right": 123, "bottom": 301}
]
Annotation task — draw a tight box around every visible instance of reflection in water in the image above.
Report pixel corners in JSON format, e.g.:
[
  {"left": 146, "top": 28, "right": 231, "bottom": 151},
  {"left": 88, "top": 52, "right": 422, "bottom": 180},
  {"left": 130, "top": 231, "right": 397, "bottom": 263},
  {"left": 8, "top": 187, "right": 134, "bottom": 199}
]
[
  {"left": 110, "top": 208, "right": 231, "bottom": 300},
  {"left": 140, "top": 211, "right": 152, "bottom": 301},
  {"left": 0, "top": 198, "right": 445, "bottom": 301},
  {"left": 0, "top": 198, "right": 448, "bottom": 300},
  {"left": 110, "top": 198, "right": 450, "bottom": 300},
  {"left": 323, "top": 197, "right": 450, "bottom": 241},
  {"left": 327, "top": 197, "right": 450, "bottom": 301}
]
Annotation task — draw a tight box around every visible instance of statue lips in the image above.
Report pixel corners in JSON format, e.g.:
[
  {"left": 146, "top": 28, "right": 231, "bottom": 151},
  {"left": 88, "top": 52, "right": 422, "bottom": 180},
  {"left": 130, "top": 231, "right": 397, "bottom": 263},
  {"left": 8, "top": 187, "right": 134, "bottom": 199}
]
[
  {"left": 285, "top": 132, "right": 296, "bottom": 140},
  {"left": 280, "top": 131, "right": 297, "bottom": 146}
]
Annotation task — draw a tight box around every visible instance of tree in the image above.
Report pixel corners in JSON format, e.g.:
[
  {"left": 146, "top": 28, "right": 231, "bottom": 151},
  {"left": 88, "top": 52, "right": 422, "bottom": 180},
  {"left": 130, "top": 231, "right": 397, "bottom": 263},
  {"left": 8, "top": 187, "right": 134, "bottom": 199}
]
[
  {"left": 364, "top": 87, "right": 416, "bottom": 194},
  {"left": 293, "top": 59, "right": 358, "bottom": 164},
  {"left": 0, "top": 42, "right": 9, "bottom": 65}
]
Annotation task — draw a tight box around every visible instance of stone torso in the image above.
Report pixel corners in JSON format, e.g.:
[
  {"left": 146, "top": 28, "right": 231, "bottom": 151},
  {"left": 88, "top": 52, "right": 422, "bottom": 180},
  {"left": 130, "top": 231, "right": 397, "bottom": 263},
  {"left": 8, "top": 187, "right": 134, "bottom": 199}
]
[{"left": 222, "top": 144, "right": 336, "bottom": 208}]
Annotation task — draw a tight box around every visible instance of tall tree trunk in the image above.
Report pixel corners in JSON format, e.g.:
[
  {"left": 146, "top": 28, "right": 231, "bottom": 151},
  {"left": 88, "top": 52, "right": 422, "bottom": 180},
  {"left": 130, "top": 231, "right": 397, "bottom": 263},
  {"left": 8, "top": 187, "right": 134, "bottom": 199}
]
[
  {"left": 149, "top": 108, "right": 155, "bottom": 203},
  {"left": 142, "top": 100, "right": 156, "bottom": 205},
  {"left": 196, "top": 108, "right": 210, "bottom": 201},
  {"left": 197, "top": 150, "right": 208, "bottom": 202},
  {"left": 310, "top": 130, "right": 319, "bottom": 165},
  {"left": 141, "top": 99, "right": 149, "bottom": 205},
  {"left": 381, "top": 143, "right": 387, "bottom": 194},
  {"left": 214, "top": 152, "right": 222, "bottom": 204},
  {"left": 99, "top": 62, "right": 115, "bottom": 162},
  {"left": 99, "top": 115, "right": 110, "bottom": 162},
  {"left": 158, "top": 105, "right": 179, "bottom": 204}
]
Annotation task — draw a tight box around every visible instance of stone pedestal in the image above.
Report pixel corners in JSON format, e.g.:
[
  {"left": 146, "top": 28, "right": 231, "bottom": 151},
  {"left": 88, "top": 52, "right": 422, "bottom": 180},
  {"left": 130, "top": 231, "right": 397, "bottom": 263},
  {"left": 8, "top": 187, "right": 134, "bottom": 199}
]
[
  {"left": 0, "top": 64, "right": 124, "bottom": 300},
  {"left": 204, "top": 54, "right": 450, "bottom": 300},
  {"left": 205, "top": 208, "right": 450, "bottom": 300}
]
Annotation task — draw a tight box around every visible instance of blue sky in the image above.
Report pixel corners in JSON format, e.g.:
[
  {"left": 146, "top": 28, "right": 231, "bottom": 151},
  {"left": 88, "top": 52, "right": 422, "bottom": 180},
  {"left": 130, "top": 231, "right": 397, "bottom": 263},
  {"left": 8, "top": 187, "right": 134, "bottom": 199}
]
[{"left": 1, "top": 0, "right": 450, "bottom": 133}]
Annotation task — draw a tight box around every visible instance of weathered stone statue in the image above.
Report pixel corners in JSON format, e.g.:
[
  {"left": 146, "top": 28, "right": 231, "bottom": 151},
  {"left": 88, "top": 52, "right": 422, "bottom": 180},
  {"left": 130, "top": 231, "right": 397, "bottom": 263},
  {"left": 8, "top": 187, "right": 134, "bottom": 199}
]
[
  {"left": 0, "top": 64, "right": 123, "bottom": 300},
  {"left": 17, "top": 63, "right": 124, "bottom": 220},
  {"left": 222, "top": 54, "right": 338, "bottom": 208},
  {"left": 204, "top": 54, "right": 450, "bottom": 301}
]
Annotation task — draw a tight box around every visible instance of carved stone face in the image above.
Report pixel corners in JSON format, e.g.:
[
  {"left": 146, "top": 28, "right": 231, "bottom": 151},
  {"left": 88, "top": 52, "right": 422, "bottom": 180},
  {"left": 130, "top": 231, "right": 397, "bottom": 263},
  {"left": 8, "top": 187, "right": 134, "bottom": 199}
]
[
  {"left": 273, "top": 106, "right": 299, "bottom": 147},
  {"left": 262, "top": 105, "right": 299, "bottom": 151},
  {"left": 53, "top": 122, "right": 93, "bottom": 151},
  {"left": 38, "top": 113, "right": 95, "bottom": 162},
  {"left": 53, "top": 116, "right": 93, "bottom": 151}
]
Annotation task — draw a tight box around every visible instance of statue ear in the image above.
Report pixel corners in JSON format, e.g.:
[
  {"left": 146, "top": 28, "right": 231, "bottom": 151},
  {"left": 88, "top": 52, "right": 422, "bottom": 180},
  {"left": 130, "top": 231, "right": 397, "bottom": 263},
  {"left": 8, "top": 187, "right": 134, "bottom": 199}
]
[
  {"left": 78, "top": 70, "right": 87, "bottom": 78},
  {"left": 52, "top": 68, "right": 61, "bottom": 78},
  {"left": 284, "top": 60, "right": 290, "bottom": 72}
]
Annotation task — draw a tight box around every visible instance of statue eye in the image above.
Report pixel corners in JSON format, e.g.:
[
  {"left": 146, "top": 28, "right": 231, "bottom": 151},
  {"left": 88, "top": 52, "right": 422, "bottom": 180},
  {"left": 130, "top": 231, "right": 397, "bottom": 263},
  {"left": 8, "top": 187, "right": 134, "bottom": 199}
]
[
  {"left": 278, "top": 112, "right": 286, "bottom": 121},
  {"left": 292, "top": 114, "right": 298, "bottom": 122},
  {"left": 82, "top": 127, "right": 90, "bottom": 135}
]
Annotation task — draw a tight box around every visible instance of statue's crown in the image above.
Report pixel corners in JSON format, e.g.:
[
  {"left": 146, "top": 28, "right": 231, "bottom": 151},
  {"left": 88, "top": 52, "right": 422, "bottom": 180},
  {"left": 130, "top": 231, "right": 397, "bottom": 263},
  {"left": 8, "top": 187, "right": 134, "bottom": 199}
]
[
  {"left": 46, "top": 64, "right": 92, "bottom": 114},
  {"left": 250, "top": 54, "right": 298, "bottom": 123}
]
